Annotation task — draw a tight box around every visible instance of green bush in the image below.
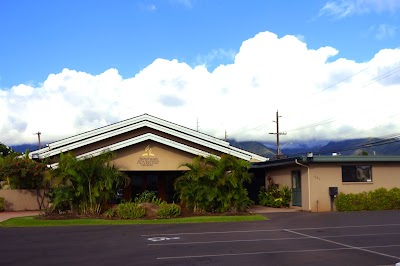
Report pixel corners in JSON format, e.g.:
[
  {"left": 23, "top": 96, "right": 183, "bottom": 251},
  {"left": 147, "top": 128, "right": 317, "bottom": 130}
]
[
  {"left": 336, "top": 187, "right": 400, "bottom": 211},
  {"left": 0, "top": 196, "right": 5, "bottom": 212},
  {"left": 157, "top": 202, "right": 181, "bottom": 218},
  {"left": 133, "top": 190, "right": 163, "bottom": 205},
  {"left": 259, "top": 185, "right": 292, "bottom": 208},
  {"left": 117, "top": 202, "right": 145, "bottom": 219},
  {"left": 103, "top": 208, "right": 116, "bottom": 218}
]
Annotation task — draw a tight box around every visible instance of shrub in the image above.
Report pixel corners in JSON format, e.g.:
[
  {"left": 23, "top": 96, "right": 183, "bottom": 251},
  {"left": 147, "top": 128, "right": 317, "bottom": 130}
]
[
  {"left": 47, "top": 186, "right": 75, "bottom": 213},
  {"left": 259, "top": 185, "right": 292, "bottom": 208},
  {"left": 336, "top": 187, "right": 400, "bottom": 211},
  {"left": 157, "top": 202, "right": 181, "bottom": 218},
  {"left": 0, "top": 197, "right": 5, "bottom": 212},
  {"left": 103, "top": 208, "right": 116, "bottom": 218},
  {"left": 117, "top": 202, "right": 145, "bottom": 219},
  {"left": 133, "top": 190, "right": 163, "bottom": 205}
]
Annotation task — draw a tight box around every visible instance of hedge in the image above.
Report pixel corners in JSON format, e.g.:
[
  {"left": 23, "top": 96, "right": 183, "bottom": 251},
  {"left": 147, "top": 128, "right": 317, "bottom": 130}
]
[{"left": 335, "top": 187, "right": 400, "bottom": 211}]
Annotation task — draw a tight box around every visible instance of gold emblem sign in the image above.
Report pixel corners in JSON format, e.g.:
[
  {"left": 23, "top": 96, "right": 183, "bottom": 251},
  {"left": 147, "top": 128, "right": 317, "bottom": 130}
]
[
  {"left": 137, "top": 145, "right": 159, "bottom": 166},
  {"left": 142, "top": 145, "right": 155, "bottom": 156}
]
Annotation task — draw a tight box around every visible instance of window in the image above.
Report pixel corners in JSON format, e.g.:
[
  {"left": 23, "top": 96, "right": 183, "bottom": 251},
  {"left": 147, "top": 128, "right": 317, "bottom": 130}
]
[{"left": 342, "top": 165, "right": 372, "bottom": 182}]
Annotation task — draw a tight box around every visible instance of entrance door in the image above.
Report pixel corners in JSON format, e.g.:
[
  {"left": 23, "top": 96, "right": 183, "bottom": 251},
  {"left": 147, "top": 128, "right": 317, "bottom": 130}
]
[{"left": 291, "top": 170, "right": 302, "bottom": 206}]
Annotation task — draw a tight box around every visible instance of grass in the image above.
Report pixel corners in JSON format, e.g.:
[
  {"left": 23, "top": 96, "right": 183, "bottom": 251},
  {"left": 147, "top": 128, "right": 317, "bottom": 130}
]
[{"left": 0, "top": 214, "right": 266, "bottom": 227}]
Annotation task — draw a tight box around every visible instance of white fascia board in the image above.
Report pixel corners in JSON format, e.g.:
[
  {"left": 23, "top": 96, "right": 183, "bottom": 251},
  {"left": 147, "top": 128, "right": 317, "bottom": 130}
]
[
  {"left": 76, "top": 132, "right": 251, "bottom": 161},
  {"left": 49, "top": 133, "right": 220, "bottom": 169},
  {"left": 80, "top": 133, "right": 217, "bottom": 159},
  {"left": 28, "top": 146, "right": 50, "bottom": 158},
  {"left": 38, "top": 121, "right": 238, "bottom": 159},
  {"left": 48, "top": 114, "right": 228, "bottom": 150}
]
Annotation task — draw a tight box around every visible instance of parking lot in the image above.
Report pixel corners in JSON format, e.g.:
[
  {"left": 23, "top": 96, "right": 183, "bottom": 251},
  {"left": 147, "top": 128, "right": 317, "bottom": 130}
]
[
  {"left": 1, "top": 211, "right": 400, "bottom": 265},
  {"left": 144, "top": 222, "right": 400, "bottom": 265}
]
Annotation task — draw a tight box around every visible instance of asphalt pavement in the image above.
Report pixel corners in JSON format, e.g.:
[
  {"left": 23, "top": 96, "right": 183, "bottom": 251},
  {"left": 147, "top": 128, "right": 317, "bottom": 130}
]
[{"left": 1, "top": 211, "right": 400, "bottom": 266}]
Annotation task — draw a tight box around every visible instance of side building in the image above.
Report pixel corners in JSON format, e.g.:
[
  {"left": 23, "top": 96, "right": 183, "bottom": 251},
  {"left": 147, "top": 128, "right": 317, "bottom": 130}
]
[{"left": 252, "top": 154, "right": 400, "bottom": 212}]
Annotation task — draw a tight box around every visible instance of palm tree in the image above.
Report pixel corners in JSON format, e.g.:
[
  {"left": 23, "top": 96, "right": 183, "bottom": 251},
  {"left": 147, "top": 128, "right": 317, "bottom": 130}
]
[
  {"left": 49, "top": 151, "right": 129, "bottom": 215},
  {"left": 174, "top": 155, "right": 253, "bottom": 213}
]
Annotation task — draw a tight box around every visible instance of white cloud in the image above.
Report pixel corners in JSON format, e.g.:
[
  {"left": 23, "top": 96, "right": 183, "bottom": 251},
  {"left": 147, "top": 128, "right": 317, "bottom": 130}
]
[
  {"left": 2, "top": 31, "right": 400, "bottom": 146},
  {"left": 371, "top": 24, "right": 398, "bottom": 40},
  {"left": 320, "top": 0, "right": 400, "bottom": 18}
]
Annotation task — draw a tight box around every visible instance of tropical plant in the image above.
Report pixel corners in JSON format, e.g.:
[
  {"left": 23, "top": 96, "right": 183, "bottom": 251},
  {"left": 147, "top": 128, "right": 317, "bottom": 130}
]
[
  {"left": 103, "top": 207, "right": 116, "bottom": 218},
  {"left": 174, "top": 155, "right": 253, "bottom": 213},
  {"left": 117, "top": 202, "right": 145, "bottom": 219},
  {"left": 259, "top": 185, "right": 292, "bottom": 208},
  {"left": 48, "top": 151, "right": 130, "bottom": 215},
  {"left": 157, "top": 202, "right": 181, "bottom": 218},
  {"left": 133, "top": 190, "right": 162, "bottom": 205}
]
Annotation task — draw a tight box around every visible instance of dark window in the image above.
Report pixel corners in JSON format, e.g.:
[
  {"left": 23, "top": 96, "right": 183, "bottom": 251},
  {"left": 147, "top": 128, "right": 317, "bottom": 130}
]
[{"left": 342, "top": 166, "right": 372, "bottom": 182}]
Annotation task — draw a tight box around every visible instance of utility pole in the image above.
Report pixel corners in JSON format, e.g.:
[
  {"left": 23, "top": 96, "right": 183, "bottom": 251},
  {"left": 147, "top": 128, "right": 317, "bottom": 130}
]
[
  {"left": 34, "top": 132, "right": 41, "bottom": 150},
  {"left": 224, "top": 130, "right": 227, "bottom": 141},
  {"left": 269, "top": 110, "right": 286, "bottom": 158},
  {"left": 196, "top": 118, "right": 199, "bottom": 132}
]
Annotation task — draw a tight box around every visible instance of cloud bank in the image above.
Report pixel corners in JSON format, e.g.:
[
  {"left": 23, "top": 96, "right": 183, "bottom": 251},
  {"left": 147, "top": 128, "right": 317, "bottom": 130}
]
[{"left": 2, "top": 31, "right": 400, "bottom": 146}]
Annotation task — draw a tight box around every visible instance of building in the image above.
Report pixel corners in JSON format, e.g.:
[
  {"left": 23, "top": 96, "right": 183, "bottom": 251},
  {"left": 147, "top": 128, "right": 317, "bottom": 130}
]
[
  {"left": 252, "top": 154, "right": 400, "bottom": 212},
  {"left": 30, "top": 114, "right": 267, "bottom": 202}
]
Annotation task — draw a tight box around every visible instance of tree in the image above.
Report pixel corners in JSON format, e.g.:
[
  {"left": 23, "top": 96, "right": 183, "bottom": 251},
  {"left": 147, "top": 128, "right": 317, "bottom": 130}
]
[
  {"left": 174, "top": 155, "right": 253, "bottom": 213},
  {"left": 0, "top": 152, "right": 49, "bottom": 209},
  {"left": 48, "top": 152, "right": 130, "bottom": 215},
  {"left": 0, "top": 143, "right": 15, "bottom": 157}
]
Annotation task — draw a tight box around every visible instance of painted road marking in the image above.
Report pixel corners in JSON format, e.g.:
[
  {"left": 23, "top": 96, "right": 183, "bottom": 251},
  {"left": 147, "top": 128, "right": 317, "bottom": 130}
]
[
  {"left": 148, "top": 232, "right": 400, "bottom": 246},
  {"left": 149, "top": 236, "right": 309, "bottom": 246},
  {"left": 147, "top": 236, "right": 180, "bottom": 242},
  {"left": 156, "top": 244, "right": 400, "bottom": 260},
  {"left": 142, "top": 223, "right": 400, "bottom": 237},
  {"left": 285, "top": 229, "right": 400, "bottom": 261}
]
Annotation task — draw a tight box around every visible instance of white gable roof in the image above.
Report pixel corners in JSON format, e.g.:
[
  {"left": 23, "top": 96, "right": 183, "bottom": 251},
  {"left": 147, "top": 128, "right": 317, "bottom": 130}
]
[{"left": 31, "top": 114, "right": 268, "bottom": 162}]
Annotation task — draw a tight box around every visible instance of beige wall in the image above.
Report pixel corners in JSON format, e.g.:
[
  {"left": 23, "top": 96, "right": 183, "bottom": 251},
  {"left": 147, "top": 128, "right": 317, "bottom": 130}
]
[
  {"left": 309, "top": 163, "right": 400, "bottom": 212},
  {"left": 0, "top": 189, "right": 48, "bottom": 211},
  {"left": 266, "top": 166, "right": 311, "bottom": 211},
  {"left": 265, "top": 162, "right": 400, "bottom": 212},
  {"left": 111, "top": 140, "right": 195, "bottom": 171}
]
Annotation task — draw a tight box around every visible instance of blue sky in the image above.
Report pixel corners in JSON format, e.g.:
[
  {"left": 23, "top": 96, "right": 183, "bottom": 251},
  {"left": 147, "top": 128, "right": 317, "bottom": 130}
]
[
  {"left": 1, "top": 0, "right": 400, "bottom": 146},
  {"left": 2, "top": 0, "right": 399, "bottom": 87}
]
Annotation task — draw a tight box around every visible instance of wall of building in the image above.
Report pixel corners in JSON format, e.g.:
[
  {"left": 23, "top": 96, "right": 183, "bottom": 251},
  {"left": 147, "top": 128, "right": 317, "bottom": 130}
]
[
  {"left": 309, "top": 162, "right": 400, "bottom": 212},
  {"left": 265, "top": 162, "right": 400, "bottom": 212},
  {"left": 111, "top": 140, "right": 195, "bottom": 171},
  {"left": 265, "top": 165, "right": 311, "bottom": 211},
  {"left": 0, "top": 189, "right": 48, "bottom": 211}
]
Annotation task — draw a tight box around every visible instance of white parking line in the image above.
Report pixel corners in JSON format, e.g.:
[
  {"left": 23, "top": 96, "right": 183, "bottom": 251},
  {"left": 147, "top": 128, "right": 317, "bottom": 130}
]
[
  {"left": 148, "top": 232, "right": 400, "bottom": 246},
  {"left": 149, "top": 236, "right": 309, "bottom": 246},
  {"left": 156, "top": 244, "right": 400, "bottom": 260},
  {"left": 285, "top": 229, "right": 400, "bottom": 260},
  {"left": 142, "top": 223, "right": 400, "bottom": 237}
]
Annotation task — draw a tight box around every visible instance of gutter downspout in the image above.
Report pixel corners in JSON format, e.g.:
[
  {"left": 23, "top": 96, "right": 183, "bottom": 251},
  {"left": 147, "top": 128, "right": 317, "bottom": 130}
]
[{"left": 295, "top": 159, "right": 311, "bottom": 212}]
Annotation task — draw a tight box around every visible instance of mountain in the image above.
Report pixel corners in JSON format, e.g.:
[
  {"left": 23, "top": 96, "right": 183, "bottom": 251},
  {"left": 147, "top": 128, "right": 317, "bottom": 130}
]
[
  {"left": 233, "top": 137, "right": 400, "bottom": 158},
  {"left": 229, "top": 140, "right": 276, "bottom": 158},
  {"left": 10, "top": 144, "right": 40, "bottom": 153}
]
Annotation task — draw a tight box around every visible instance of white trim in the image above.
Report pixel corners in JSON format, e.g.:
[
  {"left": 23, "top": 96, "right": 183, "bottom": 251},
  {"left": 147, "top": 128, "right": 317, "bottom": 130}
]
[
  {"left": 35, "top": 120, "right": 267, "bottom": 162},
  {"left": 46, "top": 114, "right": 228, "bottom": 149},
  {"left": 49, "top": 133, "right": 220, "bottom": 169}
]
